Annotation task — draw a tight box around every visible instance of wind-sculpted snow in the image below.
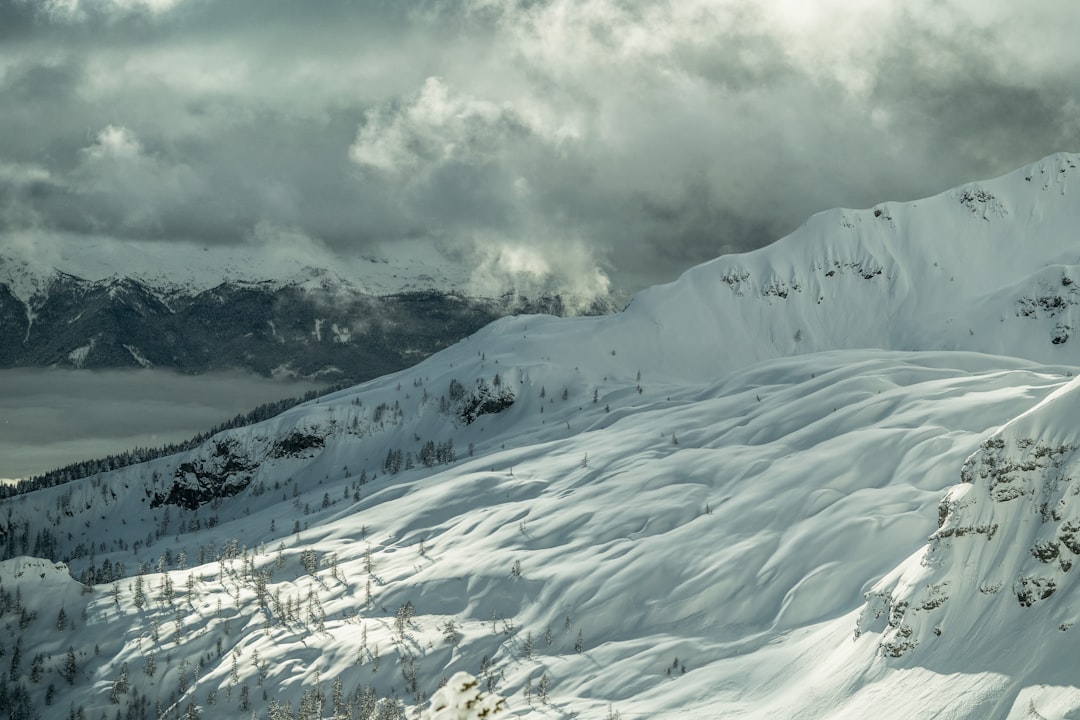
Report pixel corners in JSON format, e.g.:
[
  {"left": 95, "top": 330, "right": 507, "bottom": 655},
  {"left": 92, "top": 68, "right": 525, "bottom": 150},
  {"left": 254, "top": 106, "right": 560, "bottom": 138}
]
[
  {"left": 859, "top": 376, "right": 1080, "bottom": 668},
  {"left": 5, "top": 153, "right": 1080, "bottom": 718},
  {"left": 2, "top": 349, "right": 1075, "bottom": 718}
]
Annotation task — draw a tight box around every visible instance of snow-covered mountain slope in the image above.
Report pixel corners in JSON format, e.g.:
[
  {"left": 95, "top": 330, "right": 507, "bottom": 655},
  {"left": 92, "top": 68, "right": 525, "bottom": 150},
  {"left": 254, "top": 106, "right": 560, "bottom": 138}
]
[
  {"left": 4, "top": 152, "right": 1080, "bottom": 719},
  {"left": 3, "top": 349, "right": 1074, "bottom": 719},
  {"left": 612, "top": 151, "right": 1080, "bottom": 379},
  {"left": 855, "top": 372, "right": 1080, "bottom": 700}
]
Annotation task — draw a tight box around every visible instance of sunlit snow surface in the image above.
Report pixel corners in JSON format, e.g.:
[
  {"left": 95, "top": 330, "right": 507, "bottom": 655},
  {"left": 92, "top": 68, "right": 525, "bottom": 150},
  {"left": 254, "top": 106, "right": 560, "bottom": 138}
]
[
  {"left": 5, "top": 153, "right": 1080, "bottom": 718},
  {"left": 2, "top": 348, "right": 1074, "bottom": 718}
]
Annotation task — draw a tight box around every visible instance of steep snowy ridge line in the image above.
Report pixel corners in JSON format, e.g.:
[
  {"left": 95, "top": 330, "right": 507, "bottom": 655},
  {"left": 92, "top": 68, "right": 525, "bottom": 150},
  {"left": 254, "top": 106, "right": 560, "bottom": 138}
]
[{"left": 615, "top": 152, "right": 1080, "bottom": 379}]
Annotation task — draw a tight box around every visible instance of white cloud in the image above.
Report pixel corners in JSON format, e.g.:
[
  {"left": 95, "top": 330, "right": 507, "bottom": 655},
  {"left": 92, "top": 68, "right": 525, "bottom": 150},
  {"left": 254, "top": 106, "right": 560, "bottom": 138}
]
[
  {"left": 73, "top": 125, "right": 200, "bottom": 232},
  {"left": 81, "top": 124, "right": 144, "bottom": 161},
  {"left": 350, "top": 77, "right": 560, "bottom": 177},
  {"left": 0, "top": 162, "right": 51, "bottom": 186},
  {"left": 244, "top": 222, "right": 336, "bottom": 275},
  {"left": 39, "top": 0, "right": 187, "bottom": 22},
  {"left": 464, "top": 235, "right": 612, "bottom": 312},
  {"left": 4, "top": 0, "right": 1079, "bottom": 293}
]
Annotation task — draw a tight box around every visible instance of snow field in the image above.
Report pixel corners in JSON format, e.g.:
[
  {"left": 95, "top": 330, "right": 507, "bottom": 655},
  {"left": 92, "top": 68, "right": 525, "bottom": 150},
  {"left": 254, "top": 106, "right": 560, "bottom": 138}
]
[{"left": 6, "top": 152, "right": 1080, "bottom": 717}]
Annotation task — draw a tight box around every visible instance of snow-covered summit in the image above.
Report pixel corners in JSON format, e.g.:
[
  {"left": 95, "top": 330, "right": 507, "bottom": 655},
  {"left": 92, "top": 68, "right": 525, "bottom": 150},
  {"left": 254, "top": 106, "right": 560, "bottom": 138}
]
[{"left": 614, "top": 151, "right": 1080, "bottom": 378}]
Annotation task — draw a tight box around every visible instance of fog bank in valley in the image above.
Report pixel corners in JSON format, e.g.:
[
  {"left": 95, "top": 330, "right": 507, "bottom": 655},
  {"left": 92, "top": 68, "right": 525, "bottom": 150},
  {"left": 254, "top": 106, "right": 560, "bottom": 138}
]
[{"left": 0, "top": 368, "right": 324, "bottom": 481}]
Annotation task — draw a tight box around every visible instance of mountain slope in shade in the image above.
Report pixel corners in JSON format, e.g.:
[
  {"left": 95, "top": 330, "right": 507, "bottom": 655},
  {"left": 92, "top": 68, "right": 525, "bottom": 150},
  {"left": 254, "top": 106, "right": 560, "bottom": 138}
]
[
  {"left": 3, "top": 153, "right": 1080, "bottom": 718},
  {"left": 0, "top": 255, "right": 612, "bottom": 381}
]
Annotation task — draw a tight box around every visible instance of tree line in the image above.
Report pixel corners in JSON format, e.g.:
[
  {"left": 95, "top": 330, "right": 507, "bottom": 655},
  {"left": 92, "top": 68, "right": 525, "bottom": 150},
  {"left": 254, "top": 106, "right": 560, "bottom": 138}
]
[{"left": 0, "top": 386, "right": 345, "bottom": 501}]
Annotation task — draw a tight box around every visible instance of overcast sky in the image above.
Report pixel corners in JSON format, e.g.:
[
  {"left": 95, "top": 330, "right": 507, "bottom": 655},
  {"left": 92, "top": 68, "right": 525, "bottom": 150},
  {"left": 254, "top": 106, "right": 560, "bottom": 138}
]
[{"left": 1, "top": 0, "right": 1078, "bottom": 295}]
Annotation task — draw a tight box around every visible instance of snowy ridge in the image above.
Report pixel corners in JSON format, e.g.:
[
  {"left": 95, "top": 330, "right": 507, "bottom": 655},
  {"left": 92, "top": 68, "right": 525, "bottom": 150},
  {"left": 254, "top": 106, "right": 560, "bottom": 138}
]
[
  {"left": 4, "top": 153, "right": 1080, "bottom": 718},
  {"left": 859, "top": 374, "right": 1080, "bottom": 658},
  {"left": 618, "top": 152, "right": 1080, "bottom": 377},
  {"left": 0, "top": 234, "right": 618, "bottom": 378},
  {"left": 0, "top": 235, "right": 469, "bottom": 306}
]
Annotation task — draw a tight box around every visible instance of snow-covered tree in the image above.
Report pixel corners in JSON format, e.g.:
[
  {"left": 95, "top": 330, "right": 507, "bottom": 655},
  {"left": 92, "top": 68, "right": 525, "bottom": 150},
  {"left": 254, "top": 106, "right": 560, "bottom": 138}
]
[{"left": 420, "top": 672, "right": 506, "bottom": 720}]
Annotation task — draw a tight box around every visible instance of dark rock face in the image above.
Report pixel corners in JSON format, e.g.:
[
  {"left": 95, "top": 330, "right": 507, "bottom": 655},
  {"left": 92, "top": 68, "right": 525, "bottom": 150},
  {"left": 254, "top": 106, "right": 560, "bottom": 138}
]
[
  {"left": 151, "top": 438, "right": 257, "bottom": 510},
  {"left": 458, "top": 381, "right": 516, "bottom": 425},
  {"left": 0, "top": 275, "right": 613, "bottom": 382},
  {"left": 270, "top": 430, "right": 326, "bottom": 458},
  {"left": 0, "top": 284, "right": 28, "bottom": 364}
]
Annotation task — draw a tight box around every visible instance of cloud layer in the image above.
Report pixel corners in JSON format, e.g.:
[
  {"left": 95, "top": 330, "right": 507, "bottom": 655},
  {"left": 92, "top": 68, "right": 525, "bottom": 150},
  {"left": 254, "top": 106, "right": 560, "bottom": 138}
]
[
  {"left": 0, "top": 367, "right": 323, "bottom": 480},
  {"left": 1, "top": 0, "right": 1078, "bottom": 294}
]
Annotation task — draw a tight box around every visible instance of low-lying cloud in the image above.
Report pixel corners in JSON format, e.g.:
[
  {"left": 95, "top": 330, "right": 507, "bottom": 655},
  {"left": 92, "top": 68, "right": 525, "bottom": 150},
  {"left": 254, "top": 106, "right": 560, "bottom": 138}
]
[{"left": 0, "top": 368, "right": 323, "bottom": 480}]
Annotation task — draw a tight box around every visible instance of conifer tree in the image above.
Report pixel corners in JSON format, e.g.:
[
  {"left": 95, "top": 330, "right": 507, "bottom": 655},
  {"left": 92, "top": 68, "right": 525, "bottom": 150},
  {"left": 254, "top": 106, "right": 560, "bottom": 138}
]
[{"left": 63, "top": 646, "right": 77, "bottom": 684}]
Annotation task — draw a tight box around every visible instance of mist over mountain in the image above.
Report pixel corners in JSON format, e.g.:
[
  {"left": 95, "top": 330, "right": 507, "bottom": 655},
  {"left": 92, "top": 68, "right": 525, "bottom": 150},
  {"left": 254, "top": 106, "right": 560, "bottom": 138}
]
[{"left": 3, "top": 154, "right": 1080, "bottom": 718}]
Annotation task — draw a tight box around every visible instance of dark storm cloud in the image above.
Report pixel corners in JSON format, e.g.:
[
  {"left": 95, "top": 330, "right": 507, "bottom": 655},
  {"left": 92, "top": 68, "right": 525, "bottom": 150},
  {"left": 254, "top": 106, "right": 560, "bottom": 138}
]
[
  {"left": 0, "top": 0, "right": 1077, "bottom": 295},
  {"left": 868, "top": 10, "right": 1080, "bottom": 179},
  {"left": 0, "top": 2, "right": 36, "bottom": 41}
]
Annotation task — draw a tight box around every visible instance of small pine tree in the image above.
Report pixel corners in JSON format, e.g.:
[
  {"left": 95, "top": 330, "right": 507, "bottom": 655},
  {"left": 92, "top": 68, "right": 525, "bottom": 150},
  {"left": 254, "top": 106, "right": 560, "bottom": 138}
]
[
  {"left": 441, "top": 619, "right": 460, "bottom": 646},
  {"left": 9, "top": 638, "right": 21, "bottom": 680},
  {"left": 538, "top": 673, "right": 551, "bottom": 704},
  {"left": 133, "top": 574, "right": 146, "bottom": 609},
  {"left": 109, "top": 662, "right": 128, "bottom": 703},
  {"left": 63, "top": 646, "right": 77, "bottom": 685},
  {"left": 394, "top": 601, "right": 415, "bottom": 639},
  {"left": 30, "top": 654, "right": 43, "bottom": 683}
]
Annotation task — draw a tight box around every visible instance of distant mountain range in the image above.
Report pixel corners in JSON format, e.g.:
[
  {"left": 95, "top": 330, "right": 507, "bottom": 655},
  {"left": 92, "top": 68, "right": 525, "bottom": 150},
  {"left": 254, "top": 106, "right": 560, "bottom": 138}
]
[
  {"left": 3, "top": 153, "right": 1080, "bottom": 718},
  {"left": 0, "top": 243, "right": 616, "bottom": 381}
]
